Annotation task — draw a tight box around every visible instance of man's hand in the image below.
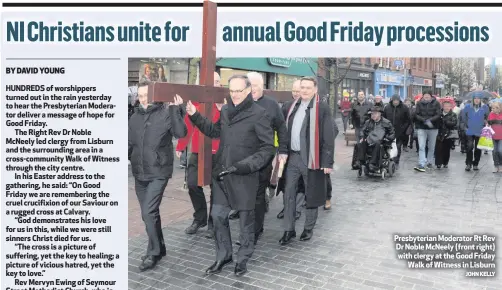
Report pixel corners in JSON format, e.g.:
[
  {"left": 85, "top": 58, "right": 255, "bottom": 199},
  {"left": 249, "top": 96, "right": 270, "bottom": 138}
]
[
  {"left": 176, "top": 151, "right": 182, "bottom": 159},
  {"left": 186, "top": 100, "right": 197, "bottom": 116},
  {"left": 321, "top": 168, "right": 332, "bottom": 174},
  {"left": 167, "top": 94, "right": 183, "bottom": 106},
  {"left": 278, "top": 154, "right": 288, "bottom": 163},
  {"left": 215, "top": 103, "right": 224, "bottom": 111},
  {"left": 360, "top": 138, "right": 364, "bottom": 143},
  {"left": 217, "top": 166, "right": 237, "bottom": 181},
  {"left": 350, "top": 124, "right": 354, "bottom": 129}
]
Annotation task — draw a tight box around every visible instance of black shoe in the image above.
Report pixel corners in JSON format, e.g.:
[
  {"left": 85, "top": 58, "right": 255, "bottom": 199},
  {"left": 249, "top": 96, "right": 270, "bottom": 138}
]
[
  {"left": 229, "top": 211, "right": 239, "bottom": 220},
  {"left": 234, "top": 262, "right": 248, "bottom": 277},
  {"left": 426, "top": 163, "right": 433, "bottom": 169},
  {"left": 205, "top": 258, "right": 233, "bottom": 275},
  {"left": 139, "top": 256, "right": 159, "bottom": 272},
  {"left": 141, "top": 250, "right": 166, "bottom": 261},
  {"left": 279, "top": 231, "right": 296, "bottom": 246},
  {"left": 277, "top": 209, "right": 284, "bottom": 219},
  {"left": 185, "top": 221, "right": 207, "bottom": 235},
  {"left": 437, "top": 165, "right": 442, "bottom": 169},
  {"left": 295, "top": 211, "right": 301, "bottom": 220},
  {"left": 300, "top": 229, "right": 313, "bottom": 241},
  {"left": 465, "top": 165, "right": 472, "bottom": 171},
  {"left": 473, "top": 165, "right": 479, "bottom": 171},
  {"left": 444, "top": 164, "right": 448, "bottom": 169},
  {"left": 204, "top": 229, "right": 214, "bottom": 239}
]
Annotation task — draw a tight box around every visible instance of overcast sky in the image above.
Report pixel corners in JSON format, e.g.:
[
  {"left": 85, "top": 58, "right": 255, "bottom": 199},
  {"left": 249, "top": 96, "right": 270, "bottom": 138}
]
[{"left": 485, "top": 57, "right": 501, "bottom": 65}]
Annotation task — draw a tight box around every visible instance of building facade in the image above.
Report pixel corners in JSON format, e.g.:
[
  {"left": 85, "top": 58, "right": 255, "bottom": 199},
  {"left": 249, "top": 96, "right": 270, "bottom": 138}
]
[
  {"left": 337, "top": 58, "right": 375, "bottom": 97},
  {"left": 215, "top": 57, "right": 317, "bottom": 91},
  {"left": 128, "top": 58, "right": 190, "bottom": 87}
]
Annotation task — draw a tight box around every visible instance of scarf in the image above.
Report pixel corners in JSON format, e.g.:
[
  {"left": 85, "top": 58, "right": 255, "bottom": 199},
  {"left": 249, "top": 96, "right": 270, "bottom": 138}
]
[{"left": 286, "top": 94, "right": 320, "bottom": 170}]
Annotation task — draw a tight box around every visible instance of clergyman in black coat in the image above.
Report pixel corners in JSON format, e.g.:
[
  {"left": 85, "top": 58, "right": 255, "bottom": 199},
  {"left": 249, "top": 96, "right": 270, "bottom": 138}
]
[
  {"left": 128, "top": 87, "right": 187, "bottom": 272},
  {"left": 186, "top": 74, "right": 275, "bottom": 277}
]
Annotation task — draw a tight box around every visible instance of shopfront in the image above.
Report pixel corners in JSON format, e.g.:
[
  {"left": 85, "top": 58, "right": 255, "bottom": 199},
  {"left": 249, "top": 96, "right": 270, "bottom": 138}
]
[
  {"left": 128, "top": 58, "right": 190, "bottom": 86},
  {"left": 411, "top": 76, "right": 433, "bottom": 96},
  {"left": 338, "top": 68, "right": 374, "bottom": 97},
  {"left": 216, "top": 57, "right": 317, "bottom": 90},
  {"left": 374, "top": 70, "right": 405, "bottom": 99}
]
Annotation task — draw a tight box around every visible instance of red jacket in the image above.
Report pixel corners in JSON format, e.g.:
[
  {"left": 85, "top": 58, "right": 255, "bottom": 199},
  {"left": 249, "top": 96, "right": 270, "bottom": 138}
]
[
  {"left": 340, "top": 97, "right": 351, "bottom": 116},
  {"left": 176, "top": 102, "right": 220, "bottom": 154},
  {"left": 488, "top": 112, "right": 502, "bottom": 140}
]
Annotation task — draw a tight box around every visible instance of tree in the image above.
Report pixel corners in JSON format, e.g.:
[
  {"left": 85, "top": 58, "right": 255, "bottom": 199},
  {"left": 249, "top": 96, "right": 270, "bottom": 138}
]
[
  {"left": 486, "top": 67, "right": 502, "bottom": 92},
  {"left": 307, "top": 58, "right": 356, "bottom": 118},
  {"left": 442, "top": 58, "right": 476, "bottom": 96}
]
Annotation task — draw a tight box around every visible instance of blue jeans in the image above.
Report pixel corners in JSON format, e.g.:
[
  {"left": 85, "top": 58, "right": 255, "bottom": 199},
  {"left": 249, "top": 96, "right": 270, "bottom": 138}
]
[
  {"left": 417, "top": 129, "right": 438, "bottom": 167},
  {"left": 493, "top": 140, "right": 502, "bottom": 166}
]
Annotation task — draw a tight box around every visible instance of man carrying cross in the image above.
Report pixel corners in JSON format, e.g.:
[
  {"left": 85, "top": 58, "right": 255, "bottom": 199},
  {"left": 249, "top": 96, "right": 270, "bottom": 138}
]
[
  {"left": 183, "top": 74, "right": 275, "bottom": 277},
  {"left": 176, "top": 72, "right": 224, "bottom": 238},
  {"left": 128, "top": 86, "right": 187, "bottom": 272},
  {"left": 279, "top": 76, "right": 335, "bottom": 245}
]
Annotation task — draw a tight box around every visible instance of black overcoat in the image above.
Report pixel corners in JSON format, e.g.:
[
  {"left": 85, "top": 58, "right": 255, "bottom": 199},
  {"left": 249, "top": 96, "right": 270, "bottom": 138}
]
[{"left": 189, "top": 95, "right": 276, "bottom": 210}]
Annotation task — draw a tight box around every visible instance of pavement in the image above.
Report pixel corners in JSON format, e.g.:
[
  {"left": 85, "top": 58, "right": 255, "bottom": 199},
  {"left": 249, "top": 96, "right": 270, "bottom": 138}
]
[{"left": 128, "top": 121, "right": 502, "bottom": 290}]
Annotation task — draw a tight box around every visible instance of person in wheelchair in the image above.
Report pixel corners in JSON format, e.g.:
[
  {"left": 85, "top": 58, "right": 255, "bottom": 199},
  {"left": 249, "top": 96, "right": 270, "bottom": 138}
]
[{"left": 355, "top": 106, "right": 395, "bottom": 172}]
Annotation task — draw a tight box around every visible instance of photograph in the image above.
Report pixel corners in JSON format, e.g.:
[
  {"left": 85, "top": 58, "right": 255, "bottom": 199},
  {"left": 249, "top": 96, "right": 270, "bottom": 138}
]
[{"left": 127, "top": 56, "right": 502, "bottom": 289}]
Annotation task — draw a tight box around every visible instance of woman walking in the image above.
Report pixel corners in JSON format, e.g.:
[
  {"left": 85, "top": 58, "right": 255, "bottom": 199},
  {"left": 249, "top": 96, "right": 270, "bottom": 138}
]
[
  {"left": 488, "top": 102, "right": 502, "bottom": 172},
  {"left": 435, "top": 100, "right": 458, "bottom": 169}
]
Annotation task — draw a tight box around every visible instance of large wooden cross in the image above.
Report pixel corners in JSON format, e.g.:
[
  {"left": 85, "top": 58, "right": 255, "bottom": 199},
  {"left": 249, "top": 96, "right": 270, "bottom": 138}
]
[{"left": 147, "top": 0, "right": 294, "bottom": 186}]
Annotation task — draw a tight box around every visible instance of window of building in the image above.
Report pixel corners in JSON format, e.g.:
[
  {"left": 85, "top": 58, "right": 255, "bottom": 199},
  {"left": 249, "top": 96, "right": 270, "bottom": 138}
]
[
  {"left": 412, "top": 58, "right": 416, "bottom": 68},
  {"left": 128, "top": 58, "right": 189, "bottom": 86},
  {"left": 275, "top": 74, "right": 299, "bottom": 91},
  {"left": 218, "top": 68, "right": 267, "bottom": 88},
  {"left": 418, "top": 58, "right": 422, "bottom": 69}
]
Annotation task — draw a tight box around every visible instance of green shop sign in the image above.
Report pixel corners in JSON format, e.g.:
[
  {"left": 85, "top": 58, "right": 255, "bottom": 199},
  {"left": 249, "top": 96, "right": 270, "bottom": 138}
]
[{"left": 216, "top": 58, "right": 317, "bottom": 77}]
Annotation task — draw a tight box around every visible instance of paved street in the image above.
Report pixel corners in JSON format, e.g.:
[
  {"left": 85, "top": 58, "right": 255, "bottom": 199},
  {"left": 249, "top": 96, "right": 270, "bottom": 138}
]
[{"left": 128, "top": 124, "right": 502, "bottom": 290}]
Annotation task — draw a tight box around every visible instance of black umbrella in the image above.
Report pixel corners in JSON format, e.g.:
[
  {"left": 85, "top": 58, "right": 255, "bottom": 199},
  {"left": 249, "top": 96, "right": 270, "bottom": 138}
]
[{"left": 462, "top": 90, "right": 493, "bottom": 101}]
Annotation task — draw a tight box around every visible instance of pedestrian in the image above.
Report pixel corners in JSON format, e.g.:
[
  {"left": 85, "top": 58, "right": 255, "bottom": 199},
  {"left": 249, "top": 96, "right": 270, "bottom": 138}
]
[
  {"left": 349, "top": 90, "right": 372, "bottom": 144},
  {"left": 403, "top": 99, "right": 413, "bottom": 150},
  {"left": 229, "top": 72, "right": 288, "bottom": 246},
  {"left": 413, "top": 90, "right": 442, "bottom": 172},
  {"left": 175, "top": 72, "right": 224, "bottom": 238},
  {"left": 185, "top": 74, "right": 275, "bottom": 277},
  {"left": 279, "top": 76, "right": 335, "bottom": 245},
  {"left": 340, "top": 92, "right": 352, "bottom": 134},
  {"left": 487, "top": 102, "right": 502, "bottom": 172},
  {"left": 383, "top": 94, "right": 411, "bottom": 167},
  {"left": 128, "top": 87, "right": 187, "bottom": 272},
  {"left": 276, "top": 80, "right": 306, "bottom": 221},
  {"left": 434, "top": 100, "right": 458, "bottom": 169},
  {"left": 460, "top": 91, "right": 490, "bottom": 171},
  {"left": 374, "top": 95, "right": 385, "bottom": 108}
]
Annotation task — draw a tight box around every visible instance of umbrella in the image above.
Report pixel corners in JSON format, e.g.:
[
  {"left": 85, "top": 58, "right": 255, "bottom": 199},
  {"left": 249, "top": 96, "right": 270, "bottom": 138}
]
[{"left": 463, "top": 90, "right": 493, "bottom": 101}]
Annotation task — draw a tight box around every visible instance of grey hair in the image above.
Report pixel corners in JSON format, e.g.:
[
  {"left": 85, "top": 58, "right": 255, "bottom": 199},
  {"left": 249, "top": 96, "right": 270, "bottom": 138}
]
[
  {"left": 228, "top": 74, "right": 251, "bottom": 87},
  {"left": 246, "top": 72, "right": 264, "bottom": 84}
]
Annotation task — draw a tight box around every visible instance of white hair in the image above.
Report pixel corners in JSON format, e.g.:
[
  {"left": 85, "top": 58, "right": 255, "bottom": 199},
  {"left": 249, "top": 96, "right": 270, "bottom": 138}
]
[{"left": 246, "top": 72, "right": 264, "bottom": 85}]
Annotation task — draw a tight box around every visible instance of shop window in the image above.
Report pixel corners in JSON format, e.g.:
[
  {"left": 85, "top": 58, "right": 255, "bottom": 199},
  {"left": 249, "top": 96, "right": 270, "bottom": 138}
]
[
  {"left": 276, "top": 74, "right": 299, "bottom": 91},
  {"left": 219, "top": 68, "right": 266, "bottom": 88}
]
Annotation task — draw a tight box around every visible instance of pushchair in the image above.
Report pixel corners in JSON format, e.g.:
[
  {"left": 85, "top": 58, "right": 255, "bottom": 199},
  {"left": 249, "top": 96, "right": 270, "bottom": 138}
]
[{"left": 357, "top": 140, "right": 398, "bottom": 180}]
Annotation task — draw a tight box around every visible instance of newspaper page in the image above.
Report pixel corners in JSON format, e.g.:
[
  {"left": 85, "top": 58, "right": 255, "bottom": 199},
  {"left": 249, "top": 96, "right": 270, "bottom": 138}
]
[{"left": 1, "top": 1, "right": 501, "bottom": 290}]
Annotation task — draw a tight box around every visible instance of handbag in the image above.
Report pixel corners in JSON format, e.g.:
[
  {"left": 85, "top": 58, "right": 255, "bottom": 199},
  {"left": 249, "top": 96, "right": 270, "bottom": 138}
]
[
  {"left": 446, "top": 129, "right": 459, "bottom": 140},
  {"left": 477, "top": 126, "right": 495, "bottom": 151}
]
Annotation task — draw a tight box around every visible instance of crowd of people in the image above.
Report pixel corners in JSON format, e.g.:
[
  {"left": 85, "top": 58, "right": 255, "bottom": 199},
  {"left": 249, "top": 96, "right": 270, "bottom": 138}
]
[
  {"left": 128, "top": 72, "right": 336, "bottom": 276},
  {"left": 341, "top": 89, "right": 502, "bottom": 173},
  {"left": 128, "top": 73, "right": 502, "bottom": 277}
]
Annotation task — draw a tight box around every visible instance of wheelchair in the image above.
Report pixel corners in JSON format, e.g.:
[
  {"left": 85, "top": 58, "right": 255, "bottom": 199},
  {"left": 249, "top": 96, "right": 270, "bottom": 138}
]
[{"left": 357, "top": 140, "right": 397, "bottom": 180}]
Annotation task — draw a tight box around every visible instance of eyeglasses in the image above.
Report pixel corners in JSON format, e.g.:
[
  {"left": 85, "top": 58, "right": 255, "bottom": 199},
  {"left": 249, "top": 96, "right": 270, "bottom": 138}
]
[
  {"left": 292, "top": 90, "right": 300, "bottom": 94},
  {"left": 229, "top": 88, "right": 247, "bottom": 94}
]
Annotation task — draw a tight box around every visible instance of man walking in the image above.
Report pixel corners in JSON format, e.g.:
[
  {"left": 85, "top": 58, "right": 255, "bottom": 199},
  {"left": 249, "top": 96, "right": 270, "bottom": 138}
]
[
  {"left": 229, "top": 72, "right": 288, "bottom": 246},
  {"left": 383, "top": 94, "right": 411, "bottom": 167},
  {"left": 460, "top": 91, "right": 490, "bottom": 171},
  {"left": 350, "top": 90, "right": 372, "bottom": 144},
  {"left": 176, "top": 72, "right": 224, "bottom": 238},
  {"left": 413, "top": 90, "right": 441, "bottom": 172},
  {"left": 279, "top": 77, "right": 335, "bottom": 245},
  {"left": 185, "top": 74, "right": 275, "bottom": 277},
  {"left": 128, "top": 87, "right": 187, "bottom": 272}
]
